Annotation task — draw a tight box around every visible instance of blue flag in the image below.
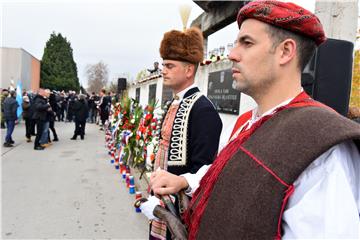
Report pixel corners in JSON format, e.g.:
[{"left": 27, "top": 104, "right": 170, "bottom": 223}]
[{"left": 16, "top": 82, "right": 23, "bottom": 118}]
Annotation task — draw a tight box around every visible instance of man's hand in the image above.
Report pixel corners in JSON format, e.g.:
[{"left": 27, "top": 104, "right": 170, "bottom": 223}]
[
  {"left": 150, "top": 169, "right": 189, "bottom": 196},
  {"left": 139, "top": 196, "right": 160, "bottom": 220}
]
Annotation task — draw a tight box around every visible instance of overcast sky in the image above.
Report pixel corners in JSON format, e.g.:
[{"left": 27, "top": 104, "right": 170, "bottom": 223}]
[{"left": 0, "top": 0, "right": 325, "bottom": 88}]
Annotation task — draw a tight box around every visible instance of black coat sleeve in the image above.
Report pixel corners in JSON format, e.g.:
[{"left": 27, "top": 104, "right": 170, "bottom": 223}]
[
  {"left": 35, "top": 99, "right": 49, "bottom": 112},
  {"left": 187, "top": 97, "right": 222, "bottom": 173}
]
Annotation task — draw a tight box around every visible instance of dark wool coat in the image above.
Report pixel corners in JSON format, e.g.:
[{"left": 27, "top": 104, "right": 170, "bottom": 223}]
[
  {"left": 3, "top": 97, "right": 19, "bottom": 121},
  {"left": 167, "top": 87, "right": 223, "bottom": 175},
  {"left": 32, "top": 95, "right": 49, "bottom": 121},
  {"left": 73, "top": 99, "right": 89, "bottom": 122}
]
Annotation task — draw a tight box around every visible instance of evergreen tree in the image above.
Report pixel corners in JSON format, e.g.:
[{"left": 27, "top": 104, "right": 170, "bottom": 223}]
[{"left": 40, "top": 32, "right": 80, "bottom": 92}]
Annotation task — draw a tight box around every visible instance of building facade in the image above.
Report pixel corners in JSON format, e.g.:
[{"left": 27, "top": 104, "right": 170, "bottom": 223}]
[{"left": 0, "top": 47, "right": 40, "bottom": 92}]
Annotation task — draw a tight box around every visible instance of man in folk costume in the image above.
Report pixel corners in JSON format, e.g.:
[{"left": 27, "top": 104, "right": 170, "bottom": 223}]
[
  {"left": 147, "top": 1, "right": 360, "bottom": 239},
  {"left": 141, "top": 27, "right": 223, "bottom": 240}
]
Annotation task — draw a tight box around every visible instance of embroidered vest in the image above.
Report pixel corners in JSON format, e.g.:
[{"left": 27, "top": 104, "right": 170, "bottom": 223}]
[
  {"left": 195, "top": 106, "right": 360, "bottom": 239},
  {"left": 160, "top": 88, "right": 204, "bottom": 172}
]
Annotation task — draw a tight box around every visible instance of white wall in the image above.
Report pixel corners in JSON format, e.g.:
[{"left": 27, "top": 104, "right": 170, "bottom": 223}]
[
  {"left": 1, "top": 48, "right": 22, "bottom": 89},
  {"left": 0, "top": 47, "right": 36, "bottom": 91},
  {"left": 20, "top": 50, "right": 32, "bottom": 91}
]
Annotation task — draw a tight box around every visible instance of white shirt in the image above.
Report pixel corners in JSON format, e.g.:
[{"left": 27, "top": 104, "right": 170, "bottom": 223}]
[
  {"left": 172, "top": 83, "right": 197, "bottom": 105},
  {"left": 182, "top": 97, "right": 360, "bottom": 239}
]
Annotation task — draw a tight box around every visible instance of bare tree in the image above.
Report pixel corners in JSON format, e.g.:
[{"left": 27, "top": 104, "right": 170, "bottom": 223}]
[
  {"left": 108, "top": 81, "right": 118, "bottom": 94},
  {"left": 85, "top": 61, "right": 109, "bottom": 93}
]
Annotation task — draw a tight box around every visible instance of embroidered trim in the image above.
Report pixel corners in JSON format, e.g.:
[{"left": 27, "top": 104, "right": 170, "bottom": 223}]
[{"left": 168, "top": 92, "right": 203, "bottom": 166}]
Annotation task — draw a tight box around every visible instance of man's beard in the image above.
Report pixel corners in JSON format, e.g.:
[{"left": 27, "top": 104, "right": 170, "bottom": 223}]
[
  {"left": 232, "top": 74, "right": 275, "bottom": 98},
  {"left": 231, "top": 61, "right": 275, "bottom": 97}
]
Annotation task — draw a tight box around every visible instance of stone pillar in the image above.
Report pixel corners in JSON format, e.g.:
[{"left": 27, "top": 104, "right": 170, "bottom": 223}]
[
  {"left": 203, "top": 36, "right": 208, "bottom": 59},
  {"left": 315, "top": 0, "right": 358, "bottom": 44}
]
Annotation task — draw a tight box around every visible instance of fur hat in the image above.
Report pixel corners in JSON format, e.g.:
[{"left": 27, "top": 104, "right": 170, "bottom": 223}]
[{"left": 160, "top": 27, "right": 204, "bottom": 64}]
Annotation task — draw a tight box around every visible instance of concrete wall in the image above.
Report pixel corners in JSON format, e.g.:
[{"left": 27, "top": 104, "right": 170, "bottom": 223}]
[
  {"left": 1, "top": 48, "right": 22, "bottom": 89},
  {"left": 0, "top": 47, "right": 40, "bottom": 92},
  {"left": 315, "top": 0, "right": 358, "bottom": 44},
  {"left": 20, "top": 50, "right": 32, "bottom": 91}
]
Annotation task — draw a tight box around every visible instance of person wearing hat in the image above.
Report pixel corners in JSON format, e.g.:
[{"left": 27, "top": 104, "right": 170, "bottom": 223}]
[
  {"left": 140, "top": 27, "right": 223, "bottom": 240},
  {"left": 3, "top": 90, "right": 19, "bottom": 147},
  {"left": 22, "top": 95, "right": 33, "bottom": 142},
  {"left": 147, "top": 1, "right": 360, "bottom": 239}
]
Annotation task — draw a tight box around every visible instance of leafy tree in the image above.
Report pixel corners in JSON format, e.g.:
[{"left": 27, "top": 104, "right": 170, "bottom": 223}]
[
  {"left": 85, "top": 61, "right": 109, "bottom": 93},
  {"left": 136, "top": 69, "right": 148, "bottom": 80},
  {"left": 40, "top": 32, "right": 80, "bottom": 92},
  {"left": 349, "top": 28, "right": 360, "bottom": 108},
  {"left": 350, "top": 49, "right": 360, "bottom": 107}
]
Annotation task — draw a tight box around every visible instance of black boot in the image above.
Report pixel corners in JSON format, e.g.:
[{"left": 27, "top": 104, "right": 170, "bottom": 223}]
[
  {"left": 3, "top": 142, "right": 13, "bottom": 147},
  {"left": 34, "top": 146, "right": 44, "bottom": 150},
  {"left": 70, "top": 135, "right": 77, "bottom": 140}
]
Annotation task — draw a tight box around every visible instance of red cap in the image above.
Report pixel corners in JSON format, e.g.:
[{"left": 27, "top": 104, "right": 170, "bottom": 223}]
[{"left": 237, "top": 0, "right": 326, "bottom": 46}]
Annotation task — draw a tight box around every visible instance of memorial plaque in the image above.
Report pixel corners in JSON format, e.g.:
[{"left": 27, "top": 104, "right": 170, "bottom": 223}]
[
  {"left": 162, "top": 84, "right": 173, "bottom": 106},
  {"left": 135, "top": 87, "right": 140, "bottom": 103},
  {"left": 148, "top": 84, "right": 157, "bottom": 103},
  {"left": 207, "top": 69, "right": 240, "bottom": 115}
]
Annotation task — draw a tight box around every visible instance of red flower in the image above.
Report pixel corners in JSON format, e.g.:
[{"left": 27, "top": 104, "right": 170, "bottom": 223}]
[{"left": 145, "top": 114, "right": 152, "bottom": 121}]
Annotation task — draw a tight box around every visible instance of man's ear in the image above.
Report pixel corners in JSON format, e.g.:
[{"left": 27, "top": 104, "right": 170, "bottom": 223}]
[
  {"left": 185, "top": 64, "right": 195, "bottom": 79},
  {"left": 278, "top": 39, "right": 297, "bottom": 66}
]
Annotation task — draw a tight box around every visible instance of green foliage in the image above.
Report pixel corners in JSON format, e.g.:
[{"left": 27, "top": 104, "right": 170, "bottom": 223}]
[
  {"left": 40, "top": 32, "right": 80, "bottom": 91},
  {"left": 350, "top": 49, "right": 360, "bottom": 108},
  {"left": 135, "top": 69, "right": 148, "bottom": 80}
]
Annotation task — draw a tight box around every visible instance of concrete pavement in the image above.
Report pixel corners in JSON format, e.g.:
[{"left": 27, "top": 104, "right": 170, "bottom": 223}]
[{"left": 1, "top": 121, "right": 149, "bottom": 239}]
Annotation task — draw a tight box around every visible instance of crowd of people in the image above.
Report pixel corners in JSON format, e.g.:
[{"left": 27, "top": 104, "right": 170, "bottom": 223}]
[{"left": 1, "top": 88, "right": 114, "bottom": 150}]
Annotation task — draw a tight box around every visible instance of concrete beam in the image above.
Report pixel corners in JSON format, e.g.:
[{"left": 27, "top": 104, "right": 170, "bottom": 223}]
[{"left": 190, "top": 1, "right": 247, "bottom": 38}]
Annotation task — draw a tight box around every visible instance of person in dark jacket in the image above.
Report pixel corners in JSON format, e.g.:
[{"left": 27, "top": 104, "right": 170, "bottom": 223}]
[
  {"left": 67, "top": 92, "right": 76, "bottom": 122},
  {"left": 88, "top": 92, "right": 96, "bottom": 123},
  {"left": 98, "top": 89, "right": 110, "bottom": 130},
  {"left": 71, "top": 94, "right": 89, "bottom": 140},
  {"left": 32, "top": 89, "right": 52, "bottom": 150},
  {"left": 1, "top": 89, "right": 9, "bottom": 129},
  {"left": 26, "top": 92, "right": 36, "bottom": 136},
  {"left": 59, "top": 92, "right": 67, "bottom": 121},
  {"left": 48, "top": 92, "right": 59, "bottom": 141},
  {"left": 3, "top": 90, "right": 19, "bottom": 147},
  {"left": 22, "top": 95, "right": 33, "bottom": 142}
]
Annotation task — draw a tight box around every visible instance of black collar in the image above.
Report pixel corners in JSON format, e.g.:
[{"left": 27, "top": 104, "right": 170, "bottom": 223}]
[{"left": 183, "top": 87, "right": 200, "bottom": 99}]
